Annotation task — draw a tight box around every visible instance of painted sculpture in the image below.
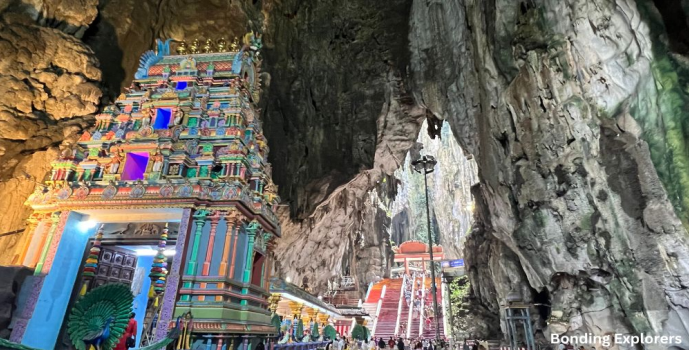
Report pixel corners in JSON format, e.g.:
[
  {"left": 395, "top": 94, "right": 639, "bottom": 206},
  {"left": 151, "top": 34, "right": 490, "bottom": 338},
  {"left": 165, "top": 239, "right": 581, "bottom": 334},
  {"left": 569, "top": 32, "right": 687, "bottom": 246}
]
[{"left": 67, "top": 283, "right": 133, "bottom": 350}]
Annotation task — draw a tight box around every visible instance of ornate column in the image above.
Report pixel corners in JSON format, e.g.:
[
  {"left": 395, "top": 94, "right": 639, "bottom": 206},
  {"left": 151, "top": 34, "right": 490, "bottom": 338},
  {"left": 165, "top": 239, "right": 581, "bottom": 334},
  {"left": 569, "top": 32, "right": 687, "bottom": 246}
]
[
  {"left": 269, "top": 293, "right": 282, "bottom": 314},
  {"left": 289, "top": 301, "right": 303, "bottom": 344},
  {"left": 301, "top": 307, "right": 313, "bottom": 325},
  {"left": 218, "top": 209, "right": 240, "bottom": 277},
  {"left": 228, "top": 219, "right": 244, "bottom": 280},
  {"left": 25, "top": 214, "right": 51, "bottom": 267},
  {"left": 34, "top": 212, "right": 60, "bottom": 275},
  {"left": 318, "top": 313, "right": 330, "bottom": 327},
  {"left": 199, "top": 211, "right": 221, "bottom": 301},
  {"left": 263, "top": 235, "right": 276, "bottom": 288},
  {"left": 15, "top": 215, "right": 40, "bottom": 265},
  {"left": 156, "top": 209, "right": 192, "bottom": 342},
  {"left": 182, "top": 209, "right": 209, "bottom": 301},
  {"left": 202, "top": 211, "right": 221, "bottom": 276},
  {"left": 242, "top": 220, "right": 261, "bottom": 283}
]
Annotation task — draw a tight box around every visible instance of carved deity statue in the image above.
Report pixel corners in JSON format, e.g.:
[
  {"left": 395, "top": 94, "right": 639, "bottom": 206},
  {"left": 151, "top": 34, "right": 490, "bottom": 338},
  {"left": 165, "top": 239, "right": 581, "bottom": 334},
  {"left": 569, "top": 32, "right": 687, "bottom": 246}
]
[
  {"left": 108, "top": 149, "right": 124, "bottom": 174},
  {"left": 141, "top": 108, "right": 152, "bottom": 127},
  {"left": 174, "top": 108, "right": 184, "bottom": 125},
  {"left": 151, "top": 149, "right": 164, "bottom": 172}
]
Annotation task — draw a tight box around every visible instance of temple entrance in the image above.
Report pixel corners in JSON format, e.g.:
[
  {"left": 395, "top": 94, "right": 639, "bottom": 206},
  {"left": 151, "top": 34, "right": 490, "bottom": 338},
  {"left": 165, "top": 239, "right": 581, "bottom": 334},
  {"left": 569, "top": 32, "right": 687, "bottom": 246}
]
[
  {"left": 91, "top": 246, "right": 138, "bottom": 288},
  {"left": 53, "top": 220, "right": 180, "bottom": 350}
]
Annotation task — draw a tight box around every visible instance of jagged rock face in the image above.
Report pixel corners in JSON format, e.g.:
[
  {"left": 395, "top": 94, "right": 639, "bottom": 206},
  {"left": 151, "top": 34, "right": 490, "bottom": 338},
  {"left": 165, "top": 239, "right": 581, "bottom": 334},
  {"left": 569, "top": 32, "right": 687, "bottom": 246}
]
[
  {"left": 0, "top": 4, "right": 101, "bottom": 260},
  {"left": 410, "top": 0, "right": 689, "bottom": 346}
]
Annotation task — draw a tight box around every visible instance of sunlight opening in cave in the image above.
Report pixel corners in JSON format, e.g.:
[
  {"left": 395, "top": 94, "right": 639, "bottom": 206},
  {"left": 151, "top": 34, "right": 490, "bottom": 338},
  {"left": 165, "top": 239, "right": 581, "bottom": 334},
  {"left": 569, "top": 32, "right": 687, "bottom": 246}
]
[{"left": 390, "top": 120, "right": 478, "bottom": 260}]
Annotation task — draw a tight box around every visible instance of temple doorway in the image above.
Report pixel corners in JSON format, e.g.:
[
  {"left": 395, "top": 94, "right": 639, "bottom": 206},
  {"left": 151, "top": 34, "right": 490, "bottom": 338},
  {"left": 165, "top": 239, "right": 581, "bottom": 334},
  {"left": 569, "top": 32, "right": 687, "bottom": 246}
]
[{"left": 54, "top": 221, "right": 180, "bottom": 350}]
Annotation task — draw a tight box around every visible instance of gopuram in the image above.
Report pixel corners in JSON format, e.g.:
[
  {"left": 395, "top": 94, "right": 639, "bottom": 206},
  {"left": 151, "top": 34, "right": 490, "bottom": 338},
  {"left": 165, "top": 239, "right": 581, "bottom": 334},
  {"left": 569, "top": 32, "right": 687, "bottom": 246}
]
[{"left": 7, "top": 34, "right": 285, "bottom": 350}]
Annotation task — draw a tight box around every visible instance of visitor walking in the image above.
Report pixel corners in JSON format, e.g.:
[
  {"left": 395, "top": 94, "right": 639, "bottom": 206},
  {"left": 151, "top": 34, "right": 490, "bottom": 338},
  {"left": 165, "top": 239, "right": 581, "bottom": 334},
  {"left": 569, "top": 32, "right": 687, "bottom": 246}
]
[
  {"left": 114, "top": 312, "right": 137, "bottom": 350},
  {"left": 379, "top": 338, "right": 387, "bottom": 350}
]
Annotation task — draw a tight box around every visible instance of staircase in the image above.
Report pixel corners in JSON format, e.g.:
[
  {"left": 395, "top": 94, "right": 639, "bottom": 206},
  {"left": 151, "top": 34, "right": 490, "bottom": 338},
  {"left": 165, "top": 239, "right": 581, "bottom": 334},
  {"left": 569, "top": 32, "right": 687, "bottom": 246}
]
[
  {"left": 421, "top": 278, "right": 444, "bottom": 338},
  {"left": 397, "top": 285, "right": 410, "bottom": 338},
  {"left": 373, "top": 279, "right": 403, "bottom": 338}
]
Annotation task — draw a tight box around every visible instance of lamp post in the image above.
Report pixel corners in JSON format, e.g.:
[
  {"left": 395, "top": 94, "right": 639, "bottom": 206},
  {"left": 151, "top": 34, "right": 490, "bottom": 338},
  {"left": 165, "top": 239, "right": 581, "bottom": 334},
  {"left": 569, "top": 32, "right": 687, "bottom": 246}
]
[{"left": 411, "top": 155, "right": 441, "bottom": 341}]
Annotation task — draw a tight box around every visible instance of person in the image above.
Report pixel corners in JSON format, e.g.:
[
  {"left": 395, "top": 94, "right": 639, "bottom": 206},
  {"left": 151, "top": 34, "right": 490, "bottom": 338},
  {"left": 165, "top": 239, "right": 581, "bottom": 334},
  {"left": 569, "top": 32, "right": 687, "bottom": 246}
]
[
  {"left": 114, "top": 312, "right": 137, "bottom": 350},
  {"left": 462, "top": 339, "right": 470, "bottom": 350},
  {"left": 362, "top": 340, "right": 370, "bottom": 350},
  {"left": 339, "top": 337, "right": 346, "bottom": 350},
  {"left": 389, "top": 337, "right": 396, "bottom": 349},
  {"left": 255, "top": 340, "right": 265, "bottom": 350},
  {"left": 422, "top": 339, "right": 429, "bottom": 350},
  {"left": 557, "top": 341, "right": 566, "bottom": 350},
  {"left": 470, "top": 340, "right": 478, "bottom": 350},
  {"left": 379, "top": 338, "right": 387, "bottom": 350},
  {"left": 397, "top": 338, "right": 405, "bottom": 350}
]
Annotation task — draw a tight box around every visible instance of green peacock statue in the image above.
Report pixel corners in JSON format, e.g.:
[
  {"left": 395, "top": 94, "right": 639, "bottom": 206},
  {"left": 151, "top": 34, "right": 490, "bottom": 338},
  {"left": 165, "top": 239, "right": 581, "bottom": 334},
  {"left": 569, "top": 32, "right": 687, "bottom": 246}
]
[
  {"left": 0, "top": 283, "right": 180, "bottom": 350},
  {"left": 68, "top": 283, "right": 133, "bottom": 350}
]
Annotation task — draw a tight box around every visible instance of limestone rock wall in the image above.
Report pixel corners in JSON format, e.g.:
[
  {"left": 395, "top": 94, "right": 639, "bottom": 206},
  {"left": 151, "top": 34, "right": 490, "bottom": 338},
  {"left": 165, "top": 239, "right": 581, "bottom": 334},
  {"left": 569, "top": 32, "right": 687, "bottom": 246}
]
[
  {"left": 0, "top": 2, "right": 101, "bottom": 263},
  {"left": 409, "top": 0, "right": 689, "bottom": 346}
]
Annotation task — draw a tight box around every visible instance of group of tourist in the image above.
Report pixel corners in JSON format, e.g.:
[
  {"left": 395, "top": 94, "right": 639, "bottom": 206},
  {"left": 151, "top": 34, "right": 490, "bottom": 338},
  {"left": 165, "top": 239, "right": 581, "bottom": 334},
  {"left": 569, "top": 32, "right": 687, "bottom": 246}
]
[{"left": 328, "top": 336, "right": 449, "bottom": 350}]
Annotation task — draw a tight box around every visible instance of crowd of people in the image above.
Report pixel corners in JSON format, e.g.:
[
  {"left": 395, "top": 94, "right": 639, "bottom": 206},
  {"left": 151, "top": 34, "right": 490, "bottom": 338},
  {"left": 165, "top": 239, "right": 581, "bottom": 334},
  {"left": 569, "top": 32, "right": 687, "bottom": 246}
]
[{"left": 327, "top": 336, "right": 451, "bottom": 350}]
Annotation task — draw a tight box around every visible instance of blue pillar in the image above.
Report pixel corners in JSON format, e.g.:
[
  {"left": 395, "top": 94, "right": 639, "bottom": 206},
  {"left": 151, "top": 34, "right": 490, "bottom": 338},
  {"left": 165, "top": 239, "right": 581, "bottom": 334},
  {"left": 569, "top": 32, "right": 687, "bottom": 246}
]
[{"left": 22, "top": 213, "right": 93, "bottom": 350}]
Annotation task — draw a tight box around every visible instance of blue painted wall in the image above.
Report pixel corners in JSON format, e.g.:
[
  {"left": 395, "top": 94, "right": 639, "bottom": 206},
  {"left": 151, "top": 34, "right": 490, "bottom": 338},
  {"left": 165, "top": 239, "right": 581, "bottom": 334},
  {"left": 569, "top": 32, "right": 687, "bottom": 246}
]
[
  {"left": 132, "top": 256, "right": 153, "bottom": 347},
  {"left": 23, "top": 212, "right": 93, "bottom": 350}
]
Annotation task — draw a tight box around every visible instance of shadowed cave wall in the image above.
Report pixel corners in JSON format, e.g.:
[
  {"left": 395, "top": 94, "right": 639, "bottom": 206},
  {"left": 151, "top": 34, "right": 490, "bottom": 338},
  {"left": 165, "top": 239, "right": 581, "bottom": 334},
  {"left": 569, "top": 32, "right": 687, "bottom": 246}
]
[{"left": 1, "top": 0, "right": 689, "bottom": 345}]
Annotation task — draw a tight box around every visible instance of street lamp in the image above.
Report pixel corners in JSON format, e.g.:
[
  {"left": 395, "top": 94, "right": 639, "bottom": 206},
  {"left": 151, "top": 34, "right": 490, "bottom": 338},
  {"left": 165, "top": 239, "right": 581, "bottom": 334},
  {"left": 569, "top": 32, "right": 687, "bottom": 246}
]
[{"left": 411, "top": 155, "right": 441, "bottom": 341}]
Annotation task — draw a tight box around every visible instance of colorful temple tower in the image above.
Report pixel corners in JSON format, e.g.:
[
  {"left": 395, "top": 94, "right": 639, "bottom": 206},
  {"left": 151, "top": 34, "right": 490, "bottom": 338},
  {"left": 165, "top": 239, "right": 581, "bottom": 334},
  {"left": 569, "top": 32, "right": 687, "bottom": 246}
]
[{"left": 10, "top": 34, "right": 283, "bottom": 350}]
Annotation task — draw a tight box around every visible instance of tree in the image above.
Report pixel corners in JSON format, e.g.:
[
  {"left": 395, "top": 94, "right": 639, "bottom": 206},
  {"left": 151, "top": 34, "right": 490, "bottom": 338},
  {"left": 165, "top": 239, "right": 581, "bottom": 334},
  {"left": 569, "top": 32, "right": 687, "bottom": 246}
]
[{"left": 448, "top": 276, "right": 471, "bottom": 337}]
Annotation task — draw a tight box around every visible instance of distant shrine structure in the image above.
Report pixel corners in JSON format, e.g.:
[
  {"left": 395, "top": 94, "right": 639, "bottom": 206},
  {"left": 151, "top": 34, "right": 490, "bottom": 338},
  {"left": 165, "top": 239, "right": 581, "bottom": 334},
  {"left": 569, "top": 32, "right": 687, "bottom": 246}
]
[{"left": 8, "top": 34, "right": 303, "bottom": 350}]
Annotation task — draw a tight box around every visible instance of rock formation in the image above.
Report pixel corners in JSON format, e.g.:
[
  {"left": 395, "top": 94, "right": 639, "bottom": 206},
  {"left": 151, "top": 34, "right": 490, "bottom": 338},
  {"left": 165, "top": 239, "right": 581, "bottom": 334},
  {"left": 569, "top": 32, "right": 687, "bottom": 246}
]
[
  {"left": 410, "top": 0, "right": 689, "bottom": 346},
  {"left": 0, "top": 2, "right": 101, "bottom": 263}
]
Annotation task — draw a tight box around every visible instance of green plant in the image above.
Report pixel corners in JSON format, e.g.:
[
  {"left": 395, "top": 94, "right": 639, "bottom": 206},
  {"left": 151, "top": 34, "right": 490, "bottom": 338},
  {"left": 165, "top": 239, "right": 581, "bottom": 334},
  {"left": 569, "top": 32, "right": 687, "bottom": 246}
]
[
  {"left": 296, "top": 319, "right": 304, "bottom": 340},
  {"left": 312, "top": 322, "right": 320, "bottom": 339},
  {"left": 324, "top": 325, "right": 337, "bottom": 340},
  {"left": 351, "top": 324, "right": 367, "bottom": 340}
]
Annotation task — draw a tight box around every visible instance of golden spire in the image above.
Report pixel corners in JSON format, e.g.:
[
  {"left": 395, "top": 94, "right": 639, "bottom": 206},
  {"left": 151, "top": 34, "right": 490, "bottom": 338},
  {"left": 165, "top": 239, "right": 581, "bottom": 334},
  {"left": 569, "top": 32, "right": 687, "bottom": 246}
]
[
  {"left": 190, "top": 39, "right": 200, "bottom": 54},
  {"left": 216, "top": 37, "right": 227, "bottom": 52},
  {"left": 203, "top": 38, "right": 214, "bottom": 53},
  {"left": 230, "top": 37, "right": 239, "bottom": 51},
  {"left": 176, "top": 41, "right": 188, "bottom": 55}
]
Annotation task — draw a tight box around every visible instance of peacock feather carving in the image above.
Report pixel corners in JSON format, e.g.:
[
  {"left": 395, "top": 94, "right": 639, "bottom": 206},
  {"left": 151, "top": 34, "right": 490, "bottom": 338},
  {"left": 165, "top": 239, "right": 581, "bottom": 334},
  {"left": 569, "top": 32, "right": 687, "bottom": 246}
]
[
  {"left": 67, "top": 283, "right": 133, "bottom": 350},
  {"left": 134, "top": 39, "right": 171, "bottom": 79}
]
